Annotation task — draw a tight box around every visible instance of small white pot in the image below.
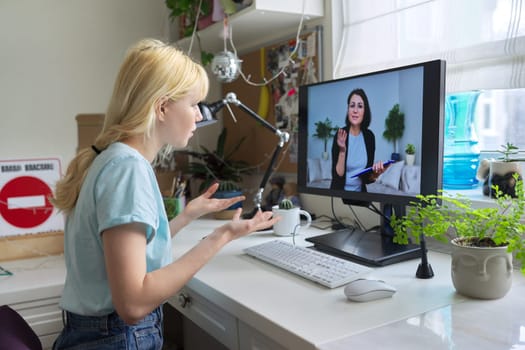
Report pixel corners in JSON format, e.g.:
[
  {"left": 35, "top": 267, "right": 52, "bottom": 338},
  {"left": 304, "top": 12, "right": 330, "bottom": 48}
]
[
  {"left": 451, "top": 237, "right": 512, "bottom": 299},
  {"left": 271, "top": 206, "right": 312, "bottom": 236},
  {"left": 405, "top": 153, "right": 415, "bottom": 166}
]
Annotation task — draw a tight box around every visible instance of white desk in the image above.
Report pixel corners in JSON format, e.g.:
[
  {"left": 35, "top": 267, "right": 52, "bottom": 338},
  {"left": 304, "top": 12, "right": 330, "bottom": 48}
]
[
  {"left": 1, "top": 219, "right": 524, "bottom": 349},
  {"left": 169, "top": 220, "right": 525, "bottom": 349}
]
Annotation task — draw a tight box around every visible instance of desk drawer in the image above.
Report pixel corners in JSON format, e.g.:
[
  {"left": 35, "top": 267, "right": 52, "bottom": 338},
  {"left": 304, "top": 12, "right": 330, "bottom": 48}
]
[
  {"left": 239, "top": 321, "right": 287, "bottom": 350},
  {"left": 169, "top": 287, "right": 238, "bottom": 350}
]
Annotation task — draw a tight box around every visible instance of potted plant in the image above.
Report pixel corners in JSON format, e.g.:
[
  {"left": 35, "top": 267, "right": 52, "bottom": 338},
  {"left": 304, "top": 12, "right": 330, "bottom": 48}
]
[
  {"left": 477, "top": 143, "right": 525, "bottom": 197},
  {"left": 176, "top": 127, "right": 255, "bottom": 219},
  {"left": 383, "top": 104, "right": 405, "bottom": 161},
  {"left": 405, "top": 143, "right": 416, "bottom": 166},
  {"left": 278, "top": 198, "right": 294, "bottom": 210},
  {"left": 391, "top": 174, "right": 525, "bottom": 299},
  {"left": 313, "top": 118, "right": 338, "bottom": 160},
  {"left": 272, "top": 198, "right": 312, "bottom": 236},
  {"left": 165, "top": 0, "right": 214, "bottom": 65}
]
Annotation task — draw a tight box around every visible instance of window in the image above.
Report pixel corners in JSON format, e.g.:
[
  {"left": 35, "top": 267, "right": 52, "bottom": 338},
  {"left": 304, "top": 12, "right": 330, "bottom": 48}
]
[
  {"left": 474, "top": 89, "right": 525, "bottom": 153},
  {"left": 334, "top": 0, "right": 525, "bottom": 92},
  {"left": 333, "top": 0, "right": 525, "bottom": 196}
]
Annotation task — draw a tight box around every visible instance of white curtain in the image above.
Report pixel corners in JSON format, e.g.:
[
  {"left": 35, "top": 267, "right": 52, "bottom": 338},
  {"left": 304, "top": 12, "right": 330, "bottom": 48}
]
[{"left": 334, "top": 0, "right": 525, "bottom": 92}]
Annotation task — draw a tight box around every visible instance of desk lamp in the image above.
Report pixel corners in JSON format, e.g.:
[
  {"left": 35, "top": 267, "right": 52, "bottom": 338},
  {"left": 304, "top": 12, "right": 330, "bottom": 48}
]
[{"left": 197, "top": 92, "right": 290, "bottom": 218}]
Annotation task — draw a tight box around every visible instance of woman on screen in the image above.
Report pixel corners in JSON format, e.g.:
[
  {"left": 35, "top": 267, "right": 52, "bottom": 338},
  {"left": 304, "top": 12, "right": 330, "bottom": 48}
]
[{"left": 330, "top": 88, "right": 385, "bottom": 192}]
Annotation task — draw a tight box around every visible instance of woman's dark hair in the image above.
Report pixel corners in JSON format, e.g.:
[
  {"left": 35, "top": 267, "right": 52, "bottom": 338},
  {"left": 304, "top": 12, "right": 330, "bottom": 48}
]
[{"left": 345, "top": 88, "right": 371, "bottom": 129}]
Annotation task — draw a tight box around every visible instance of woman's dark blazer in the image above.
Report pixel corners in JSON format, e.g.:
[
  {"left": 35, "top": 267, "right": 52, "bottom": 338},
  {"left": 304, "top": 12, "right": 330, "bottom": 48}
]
[{"left": 330, "top": 127, "right": 375, "bottom": 191}]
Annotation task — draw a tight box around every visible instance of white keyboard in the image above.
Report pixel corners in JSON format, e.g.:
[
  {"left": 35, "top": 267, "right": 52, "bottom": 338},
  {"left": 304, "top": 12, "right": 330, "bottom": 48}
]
[{"left": 244, "top": 240, "right": 372, "bottom": 288}]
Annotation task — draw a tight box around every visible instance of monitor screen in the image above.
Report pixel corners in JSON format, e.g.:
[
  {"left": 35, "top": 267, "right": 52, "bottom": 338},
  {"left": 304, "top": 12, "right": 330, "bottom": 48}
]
[
  {"left": 298, "top": 59, "right": 445, "bottom": 206},
  {"left": 297, "top": 60, "right": 446, "bottom": 266}
]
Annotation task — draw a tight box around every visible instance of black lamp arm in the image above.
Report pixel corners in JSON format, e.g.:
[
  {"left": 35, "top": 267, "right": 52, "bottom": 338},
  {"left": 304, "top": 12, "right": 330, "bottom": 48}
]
[
  {"left": 203, "top": 92, "right": 290, "bottom": 217},
  {"left": 224, "top": 92, "right": 278, "bottom": 135}
]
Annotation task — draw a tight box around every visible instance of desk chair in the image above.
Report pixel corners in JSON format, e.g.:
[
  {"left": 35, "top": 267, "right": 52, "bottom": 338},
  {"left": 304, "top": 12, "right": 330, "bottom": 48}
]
[{"left": 0, "top": 305, "right": 42, "bottom": 350}]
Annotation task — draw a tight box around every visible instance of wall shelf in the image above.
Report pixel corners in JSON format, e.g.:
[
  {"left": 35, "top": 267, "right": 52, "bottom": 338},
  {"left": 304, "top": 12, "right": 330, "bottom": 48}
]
[{"left": 176, "top": 0, "right": 324, "bottom": 56}]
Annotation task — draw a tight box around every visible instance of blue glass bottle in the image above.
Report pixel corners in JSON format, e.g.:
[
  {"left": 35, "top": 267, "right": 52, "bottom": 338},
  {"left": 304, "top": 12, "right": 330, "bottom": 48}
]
[{"left": 443, "top": 91, "right": 481, "bottom": 189}]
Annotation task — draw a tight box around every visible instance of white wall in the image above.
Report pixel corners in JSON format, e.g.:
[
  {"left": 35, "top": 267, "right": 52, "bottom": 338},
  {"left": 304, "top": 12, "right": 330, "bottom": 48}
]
[
  {"left": 0, "top": 0, "right": 374, "bottom": 227},
  {"left": 0, "top": 0, "right": 171, "bottom": 166}
]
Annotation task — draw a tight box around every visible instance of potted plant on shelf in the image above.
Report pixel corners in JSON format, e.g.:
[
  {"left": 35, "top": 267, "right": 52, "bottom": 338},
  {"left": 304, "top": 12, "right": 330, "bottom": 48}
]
[
  {"left": 383, "top": 104, "right": 405, "bottom": 161},
  {"left": 176, "top": 127, "right": 255, "bottom": 219},
  {"left": 405, "top": 143, "right": 416, "bottom": 166},
  {"left": 165, "top": 0, "right": 215, "bottom": 65},
  {"left": 391, "top": 173, "right": 525, "bottom": 299},
  {"left": 313, "top": 117, "right": 338, "bottom": 160}
]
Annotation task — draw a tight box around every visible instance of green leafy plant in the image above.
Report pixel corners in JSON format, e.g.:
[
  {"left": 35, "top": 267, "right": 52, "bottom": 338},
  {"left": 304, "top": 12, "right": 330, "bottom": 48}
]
[
  {"left": 278, "top": 198, "right": 294, "bottom": 210},
  {"left": 391, "top": 174, "right": 525, "bottom": 274},
  {"left": 383, "top": 104, "right": 405, "bottom": 154},
  {"left": 313, "top": 118, "right": 338, "bottom": 153},
  {"left": 405, "top": 143, "right": 415, "bottom": 155},
  {"left": 496, "top": 142, "right": 525, "bottom": 162},
  {"left": 165, "top": 0, "right": 212, "bottom": 36},
  {"left": 165, "top": 0, "right": 214, "bottom": 65},
  {"left": 177, "top": 128, "right": 255, "bottom": 193}
]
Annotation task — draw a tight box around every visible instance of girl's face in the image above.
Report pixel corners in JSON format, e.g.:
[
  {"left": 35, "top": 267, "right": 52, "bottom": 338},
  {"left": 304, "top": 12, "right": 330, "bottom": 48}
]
[
  {"left": 347, "top": 94, "right": 365, "bottom": 127},
  {"left": 159, "top": 88, "right": 203, "bottom": 148}
]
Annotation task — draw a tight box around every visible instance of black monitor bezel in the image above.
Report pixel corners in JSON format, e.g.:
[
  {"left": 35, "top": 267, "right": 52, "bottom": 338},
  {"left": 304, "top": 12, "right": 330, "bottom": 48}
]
[{"left": 297, "top": 59, "right": 446, "bottom": 206}]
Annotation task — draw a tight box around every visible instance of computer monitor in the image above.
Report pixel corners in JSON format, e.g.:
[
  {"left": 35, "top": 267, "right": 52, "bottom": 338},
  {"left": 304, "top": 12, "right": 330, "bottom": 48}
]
[{"left": 297, "top": 59, "right": 446, "bottom": 266}]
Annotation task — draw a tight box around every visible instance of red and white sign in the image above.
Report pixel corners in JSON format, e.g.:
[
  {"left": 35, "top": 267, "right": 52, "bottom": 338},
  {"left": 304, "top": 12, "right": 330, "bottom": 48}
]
[{"left": 0, "top": 158, "right": 63, "bottom": 237}]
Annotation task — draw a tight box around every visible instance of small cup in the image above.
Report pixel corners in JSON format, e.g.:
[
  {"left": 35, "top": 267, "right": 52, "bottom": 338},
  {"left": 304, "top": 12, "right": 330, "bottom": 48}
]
[
  {"left": 163, "top": 196, "right": 185, "bottom": 221},
  {"left": 272, "top": 206, "right": 312, "bottom": 236}
]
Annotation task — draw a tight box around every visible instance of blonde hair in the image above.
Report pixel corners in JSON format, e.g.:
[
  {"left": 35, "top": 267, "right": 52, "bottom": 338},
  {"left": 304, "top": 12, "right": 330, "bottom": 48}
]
[{"left": 51, "top": 39, "right": 209, "bottom": 213}]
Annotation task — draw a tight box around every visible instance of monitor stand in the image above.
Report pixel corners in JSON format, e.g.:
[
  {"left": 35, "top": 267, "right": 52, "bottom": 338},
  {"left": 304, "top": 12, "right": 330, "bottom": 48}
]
[{"left": 305, "top": 203, "right": 422, "bottom": 266}]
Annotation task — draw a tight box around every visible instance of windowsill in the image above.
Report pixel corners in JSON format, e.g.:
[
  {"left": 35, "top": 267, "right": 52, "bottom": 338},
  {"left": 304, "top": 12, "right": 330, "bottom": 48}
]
[{"left": 442, "top": 184, "right": 496, "bottom": 209}]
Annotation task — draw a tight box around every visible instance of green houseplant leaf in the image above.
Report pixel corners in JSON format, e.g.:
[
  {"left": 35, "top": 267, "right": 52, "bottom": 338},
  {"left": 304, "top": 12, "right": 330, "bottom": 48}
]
[
  {"left": 390, "top": 173, "right": 525, "bottom": 274},
  {"left": 383, "top": 104, "right": 405, "bottom": 154},
  {"left": 177, "top": 128, "right": 255, "bottom": 193},
  {"left": 313, "top": 118, "right": 338, "bottom": 153}
]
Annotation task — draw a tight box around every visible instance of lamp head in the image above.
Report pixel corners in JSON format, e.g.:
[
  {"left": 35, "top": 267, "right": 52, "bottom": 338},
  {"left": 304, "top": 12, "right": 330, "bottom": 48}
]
[{"left": 197, "top": 99, "right": 225, "bottom": 128}]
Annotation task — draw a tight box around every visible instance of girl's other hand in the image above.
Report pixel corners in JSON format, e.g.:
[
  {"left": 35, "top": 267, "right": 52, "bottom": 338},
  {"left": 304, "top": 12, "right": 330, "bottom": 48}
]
[
  {"left": 217, "top": 209, "right": 279, "bottom": 242},
  {"left": 184, "top": 183, "right": 245, "bottom": 220}
]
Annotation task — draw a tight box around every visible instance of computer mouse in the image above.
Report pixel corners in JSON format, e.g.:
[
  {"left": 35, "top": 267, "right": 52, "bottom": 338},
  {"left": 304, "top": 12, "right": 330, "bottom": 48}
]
[{"left": 343, "top": 279, "right": 397, "bottom": 302}]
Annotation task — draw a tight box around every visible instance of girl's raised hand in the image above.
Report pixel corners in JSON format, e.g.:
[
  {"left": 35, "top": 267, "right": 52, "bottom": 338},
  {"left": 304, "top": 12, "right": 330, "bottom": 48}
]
[{"left": 184, "top": 183, "right": 245, "bottom": 220}]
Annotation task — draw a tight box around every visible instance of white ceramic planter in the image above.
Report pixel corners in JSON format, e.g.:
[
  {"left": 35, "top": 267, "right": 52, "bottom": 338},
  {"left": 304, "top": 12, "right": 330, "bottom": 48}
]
[
  {"left": 451, "top": 237, "right": 513, "bottom": 299},
  {"left": 405, "top": 153, "right": 415, "bottom": 166}
]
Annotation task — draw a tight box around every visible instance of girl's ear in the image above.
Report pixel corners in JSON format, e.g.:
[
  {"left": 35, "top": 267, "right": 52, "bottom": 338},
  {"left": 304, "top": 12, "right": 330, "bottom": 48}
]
[{"left": 156, "top": 96, "right": 170, "bottom": 121}]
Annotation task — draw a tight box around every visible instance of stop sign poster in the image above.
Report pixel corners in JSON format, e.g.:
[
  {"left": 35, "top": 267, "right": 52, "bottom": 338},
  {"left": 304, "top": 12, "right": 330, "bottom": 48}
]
[{"left": 0, "top": 158, "right": 64, "bottom": 237}]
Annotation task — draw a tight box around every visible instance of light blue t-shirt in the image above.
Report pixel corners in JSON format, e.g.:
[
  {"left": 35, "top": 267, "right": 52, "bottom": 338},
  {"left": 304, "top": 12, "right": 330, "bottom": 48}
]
[
  {"left": 60, "top": 142, "right": 173, "bottom": 316},
  {"left": 345, "top": 132, "right": 367, "bottom": 191}
]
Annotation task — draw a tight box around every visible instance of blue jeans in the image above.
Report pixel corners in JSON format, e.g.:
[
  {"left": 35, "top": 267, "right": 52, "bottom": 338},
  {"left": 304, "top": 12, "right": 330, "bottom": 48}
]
[{"left": 52, "top": 306, "right": 163, "bottom": 350}]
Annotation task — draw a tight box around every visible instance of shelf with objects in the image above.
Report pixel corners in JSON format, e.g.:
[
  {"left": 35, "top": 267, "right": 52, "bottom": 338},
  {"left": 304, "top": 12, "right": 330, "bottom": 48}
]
[{"left": 174, "top": 0, "right": 324, "bottom": 55}]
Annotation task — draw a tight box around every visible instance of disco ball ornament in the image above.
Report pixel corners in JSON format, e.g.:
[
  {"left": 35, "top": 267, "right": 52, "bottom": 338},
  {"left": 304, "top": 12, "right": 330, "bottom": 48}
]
[{"left": 211, "top": 51, "right": 242, "bottom": 83}]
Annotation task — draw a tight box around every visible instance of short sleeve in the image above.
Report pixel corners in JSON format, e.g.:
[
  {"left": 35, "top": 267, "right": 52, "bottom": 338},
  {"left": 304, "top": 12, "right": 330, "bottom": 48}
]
[{"left": 94, "top": 156, "right": 158, "bottom": 240}]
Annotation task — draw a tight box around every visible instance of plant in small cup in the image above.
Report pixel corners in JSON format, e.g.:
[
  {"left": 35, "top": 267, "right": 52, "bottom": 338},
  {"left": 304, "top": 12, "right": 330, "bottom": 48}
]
[
  {"left": 391, "top": 174, "right": 525, "bottom": 299},
  {"left": 278, "top": 198, "right": 295, "bottom": 210},
  {"left": 497, "top": 142, "right": 523, "bottom": 162},
  {"left": 273, "top": 199, "right": 312, "bottom": 237},
  {"left": 405, "top": 143, "right": 416, "bottom": 165},
  {"left": 405, "top": 143, "right": 415, "bottom": 155},
  {"left": 163, "top": 197, "right": 183, "bottom": 221},
  {"left": 477, "top": 142, "right": 525, "bottom": 198}
]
